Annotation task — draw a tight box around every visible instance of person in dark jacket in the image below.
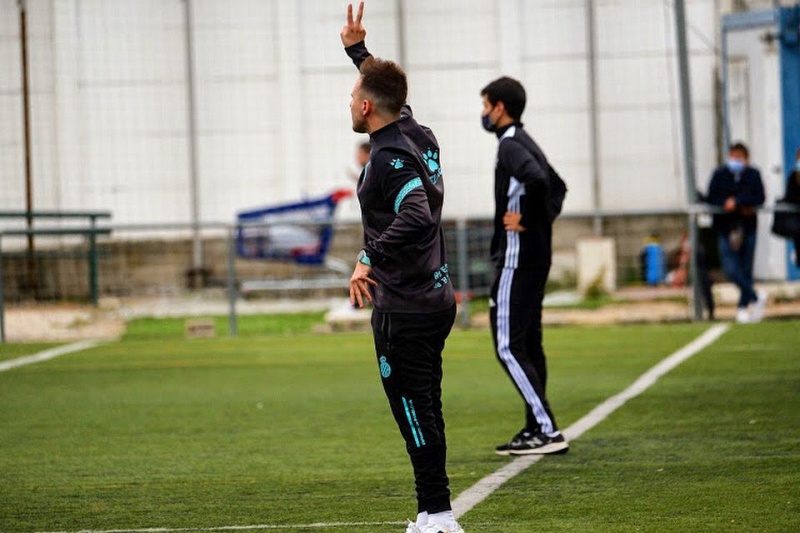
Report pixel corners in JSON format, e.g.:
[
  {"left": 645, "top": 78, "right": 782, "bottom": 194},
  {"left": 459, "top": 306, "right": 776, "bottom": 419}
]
[
  {"left": 341, "top": 4, "right": 463, "bottom": 533},
  {"left": 479, "top": 76, "right": 568, "bottom": 456},
  {"left": 782, "top": 148, "right": 800, "bottom": 267},
  {"left": 706, "top": 142, "right": 766, "bottom": 323}
]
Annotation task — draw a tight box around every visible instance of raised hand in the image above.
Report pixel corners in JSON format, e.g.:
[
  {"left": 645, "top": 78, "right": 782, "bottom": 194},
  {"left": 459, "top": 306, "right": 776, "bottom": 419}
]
[{"left": 341, "top": 2, "right": 366, "bottom": 47}]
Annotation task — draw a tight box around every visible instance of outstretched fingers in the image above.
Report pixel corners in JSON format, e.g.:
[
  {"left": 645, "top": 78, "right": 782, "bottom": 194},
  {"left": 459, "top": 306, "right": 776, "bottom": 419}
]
[
  {"left": 346, "top": 2, "right": 363, "bottom": 27},
  {"left": 355, "top": 1, "right": 364, "bottom": 25},
  {"left": 341, "top": 2, "right": 366, "bottom": 47}
]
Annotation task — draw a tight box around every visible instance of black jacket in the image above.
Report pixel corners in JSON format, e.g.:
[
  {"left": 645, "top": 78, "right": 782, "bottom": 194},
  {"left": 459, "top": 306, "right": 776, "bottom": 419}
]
[
  {"left": 491, "top": 123, "right": 552, "bottom": 270},
  {"left": 706, "top": 164, "right": 765, "bottom": 234},
  {"left": 784, "top": 170, "right": 800, "bottom": 204},
  {"left": 346, "top": 42, "right": 454, "bottom": 313}
]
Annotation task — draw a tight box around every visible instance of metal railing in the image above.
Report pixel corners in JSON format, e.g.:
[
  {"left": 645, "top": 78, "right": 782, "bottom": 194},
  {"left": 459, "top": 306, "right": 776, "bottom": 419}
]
[
  {"left": 2, "top": 204, "right": 799, "bottom": 342},
  {"left": 0, "top": 210, "right": 112, "bottom": 342}
]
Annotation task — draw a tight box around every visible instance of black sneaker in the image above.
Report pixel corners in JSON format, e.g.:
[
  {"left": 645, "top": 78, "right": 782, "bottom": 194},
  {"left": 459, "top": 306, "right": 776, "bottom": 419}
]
[
  {"left": 508, "top": 432, "right": 569, "bottom": 455},
  {"left": 495, "top": 430, "right": 530, "bottom": 456}
]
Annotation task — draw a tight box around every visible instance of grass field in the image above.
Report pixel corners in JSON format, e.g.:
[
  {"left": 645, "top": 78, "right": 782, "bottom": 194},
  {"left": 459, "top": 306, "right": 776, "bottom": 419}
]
[
  {"left": 0, "top": 343, "right": 60, "bottom": 363},
  {"left": 1, "top": 320, "right": 799, "bottom": 532}
]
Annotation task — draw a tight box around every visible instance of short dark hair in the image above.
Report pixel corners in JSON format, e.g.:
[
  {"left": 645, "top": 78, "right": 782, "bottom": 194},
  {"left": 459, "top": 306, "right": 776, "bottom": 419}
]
[
  {"left": 481, "top": 76, "right": 526, "bottom": 121},
  {"left": 359, "top": 57, "right": 407, "bottom": 115},
  {"left": 729, "top": 142, "right": 749, "bottom": 159}
]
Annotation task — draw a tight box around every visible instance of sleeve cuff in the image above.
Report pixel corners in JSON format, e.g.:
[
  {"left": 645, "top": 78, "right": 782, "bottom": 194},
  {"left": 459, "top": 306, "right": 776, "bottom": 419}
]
[
  {"left": 357, "top": 249, "right": 372, "bottom": 266},
  {"left": 344, "top": 41, "right": 371, "bottom": 70},
  {"left": 363, "top": 244, "right": 384, "bottom": 266}
]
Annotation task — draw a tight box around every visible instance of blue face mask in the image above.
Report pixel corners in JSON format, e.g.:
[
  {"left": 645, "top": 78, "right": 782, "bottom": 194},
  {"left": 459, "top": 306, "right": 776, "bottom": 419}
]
[
  {"left": 795, "top": 160, "right": 800, "bottom": 172},
  {"left": 481, "top": 110, "right": 497, "bottom": 133},
  {"left": 726, "top": 158, "right": 745, "bottom": 173}
]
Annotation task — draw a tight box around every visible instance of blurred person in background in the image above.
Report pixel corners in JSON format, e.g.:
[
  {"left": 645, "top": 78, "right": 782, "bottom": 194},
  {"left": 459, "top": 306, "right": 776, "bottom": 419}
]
[
  {"left": 785, "top": 149, "right": 800, "bottom": 267},
  {"left": 356, "top": 141, "right": 371, "bottom": 169},
  {"left": 706, "top": 142, "right": 766, "bottom": 323},
  {"left": 347, "top": 141, "right": 372, "bottom": 183},
  {"left": 772, "top": 148, "right": 800, "bottom": 268}
]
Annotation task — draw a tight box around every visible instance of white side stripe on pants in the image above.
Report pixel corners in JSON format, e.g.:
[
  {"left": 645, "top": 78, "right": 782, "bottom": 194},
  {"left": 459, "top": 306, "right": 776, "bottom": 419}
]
[{"left": 495, "top": 266, "right": 554, "bottom": 434}]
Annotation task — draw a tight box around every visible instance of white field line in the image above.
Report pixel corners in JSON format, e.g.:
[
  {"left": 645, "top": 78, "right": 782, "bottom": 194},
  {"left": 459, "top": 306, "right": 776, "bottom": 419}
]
[
  {"left": 451, "top": 323, "right": 730, "bottom": 518},
  {"left": 36, "top": 522, "right": 406, "bottom": 533},
  {"left": 31, "top": 324, "right": 730, "bottom": 533},
  {"left": 0, "top": 340, "right": 101, "bottom": 372}
]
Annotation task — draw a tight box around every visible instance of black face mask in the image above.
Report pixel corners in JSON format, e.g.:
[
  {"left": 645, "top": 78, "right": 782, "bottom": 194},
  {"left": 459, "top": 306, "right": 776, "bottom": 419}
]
[{"left": 481, "top": 109, "right": 497, "bottom": 133}]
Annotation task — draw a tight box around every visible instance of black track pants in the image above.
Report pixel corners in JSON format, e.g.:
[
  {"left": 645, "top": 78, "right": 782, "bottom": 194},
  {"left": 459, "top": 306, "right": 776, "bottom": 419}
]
[
  {"left": 490, "top": 267, "right": 559, "bottom": 435},
  {"left": 371, "top": 305, "right": 456, "bottom": 514}
]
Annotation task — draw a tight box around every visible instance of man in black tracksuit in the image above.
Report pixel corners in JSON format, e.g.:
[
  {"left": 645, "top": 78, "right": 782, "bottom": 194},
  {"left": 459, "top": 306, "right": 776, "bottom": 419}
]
[
  {"left": 480, "top": 77, "right": 569, "bottom": 456},
  {"left": 341, "top": 4, "right": 463, "bottom": 533}
]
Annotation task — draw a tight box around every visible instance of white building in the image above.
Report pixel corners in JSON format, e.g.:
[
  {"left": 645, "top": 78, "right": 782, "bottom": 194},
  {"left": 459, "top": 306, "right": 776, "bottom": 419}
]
[{"left": 0, "top": 0, "right": 791, "bottom": 228}]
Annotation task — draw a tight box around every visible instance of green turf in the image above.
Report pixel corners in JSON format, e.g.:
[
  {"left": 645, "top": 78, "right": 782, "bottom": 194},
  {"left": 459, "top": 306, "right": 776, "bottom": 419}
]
[
  {"left": 465, "top": 322, "right": 800, "bottom": 532},
  {"left": 122, "top": 311, "right": 326, "bottom": 340},
  {"left": 0, "top": 322, "right": 798, "bottom": 532},
  {"left": 0, "top": 343, "right": 61, "bottom": 363}
]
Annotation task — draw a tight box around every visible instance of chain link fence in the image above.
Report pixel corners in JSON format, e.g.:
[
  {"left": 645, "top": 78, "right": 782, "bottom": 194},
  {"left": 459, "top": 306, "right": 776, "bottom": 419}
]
[{"left": 2, "top": 210, "right": 705, "bottom": 340}]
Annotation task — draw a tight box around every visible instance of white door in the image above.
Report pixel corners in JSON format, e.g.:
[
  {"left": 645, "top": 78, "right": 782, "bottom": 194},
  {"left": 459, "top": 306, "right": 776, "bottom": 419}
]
[{"left": 726, "top": 27, "right": 786, "bottom": 280}]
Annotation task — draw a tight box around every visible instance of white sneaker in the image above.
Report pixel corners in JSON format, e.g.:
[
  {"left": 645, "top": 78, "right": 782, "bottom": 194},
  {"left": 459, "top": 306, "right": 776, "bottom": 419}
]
[
  {"left": 750, "top": 291, "right": 767, "bottom": 323},
  {"left": 735, "top": 307, "right": 751, "bottom": 324},
  {"left": 420, "top": 522, "right": 465, "bottom": 533},
  {"left": 406, "top": 520, "right": 422, "bottom": 533}
]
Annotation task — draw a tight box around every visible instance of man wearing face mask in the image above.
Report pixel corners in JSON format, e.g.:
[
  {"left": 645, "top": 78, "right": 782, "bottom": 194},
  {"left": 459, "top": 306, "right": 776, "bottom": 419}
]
[
  {"left": 479, "top": 76, "right": 569, "bottom": 456},
  {"left": 706, "top": 142, "right": 766, "bottom": 323}
]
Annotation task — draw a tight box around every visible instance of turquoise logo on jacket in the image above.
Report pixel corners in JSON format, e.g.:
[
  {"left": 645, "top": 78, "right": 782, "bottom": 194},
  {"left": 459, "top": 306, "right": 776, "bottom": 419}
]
[
  {"left": 433, "top": 263, "right": 450, "bottom": 289},
  {"left": 423, "top": 149, "right": 439, "bottom": 171},
  {"left": 423, "top": 149, "right": 442, "bottom": 184}
]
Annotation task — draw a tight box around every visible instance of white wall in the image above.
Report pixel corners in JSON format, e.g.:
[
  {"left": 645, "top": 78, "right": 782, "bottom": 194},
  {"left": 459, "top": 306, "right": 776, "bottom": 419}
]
[
  {"left": 0, "top": 0, "right": 723, "bottom": 226},
  {"left": 1, "top": 0, "right": 59, "bottom": 226},
  {"left": 725, "top": 25, "right": 788, "bottom": 280}
]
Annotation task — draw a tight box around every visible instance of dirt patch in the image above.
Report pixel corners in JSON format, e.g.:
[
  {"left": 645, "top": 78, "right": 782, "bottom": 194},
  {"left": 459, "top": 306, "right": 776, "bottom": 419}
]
[
  {"left": 3, "top": 303, "right": 125, "bottom": 343},
  {"left": 1, "top": 295, "right": 331, "bottom": 343},
  {"left": 3, "top": 287, "right": 800, "bottom": 343},
  {"left": 468, "top": 299, "right": 800, "bottom": 328}
]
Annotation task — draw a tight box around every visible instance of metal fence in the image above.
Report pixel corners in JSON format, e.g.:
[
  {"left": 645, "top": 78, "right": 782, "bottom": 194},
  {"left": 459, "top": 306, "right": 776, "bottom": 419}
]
[{"left": 2, "top": 205, "right": 800, "bottom": 342}]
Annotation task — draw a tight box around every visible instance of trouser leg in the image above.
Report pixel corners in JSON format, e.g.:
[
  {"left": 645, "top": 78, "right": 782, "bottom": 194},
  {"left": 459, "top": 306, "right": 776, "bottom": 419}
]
[
  {"left": 490, "top": 267, "right": 559, "bottom": 435},
  {"left": 372, "top": 306, "right": 456, "bottom": 514},
  {"left": 718, "top": 233, "right": 757, "bottom": 307},
  {"left": 740, "top": 231, "right": 758, "bottom": 304},
  {"left": 523, "top": 268, "right": 550, "bottom": 430}
]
